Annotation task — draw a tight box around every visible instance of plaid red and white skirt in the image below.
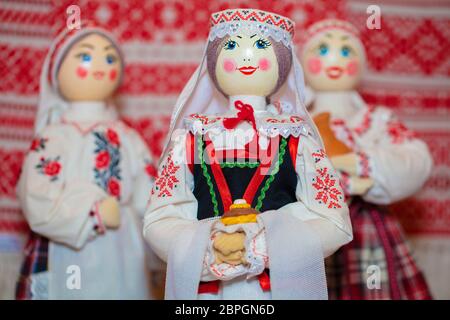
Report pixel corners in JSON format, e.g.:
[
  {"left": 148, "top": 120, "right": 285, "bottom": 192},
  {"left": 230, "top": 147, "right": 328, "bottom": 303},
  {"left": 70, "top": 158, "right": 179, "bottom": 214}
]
[
  {"left": 326, "top": 197, "right": 432, "bottom": 300},
  {"left": 15, "top": 232, "right": 49, "bottom": 300}
]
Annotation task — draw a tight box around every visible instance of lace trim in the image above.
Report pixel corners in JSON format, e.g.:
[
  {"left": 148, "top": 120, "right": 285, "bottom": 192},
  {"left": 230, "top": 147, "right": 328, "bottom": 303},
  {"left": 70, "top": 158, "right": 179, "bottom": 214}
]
[
  {"left": 184, "top": 116, "right": 312, "bottom": 138},
  {"left": 208, "top": 21, "right": 292, "bottom": 48}
]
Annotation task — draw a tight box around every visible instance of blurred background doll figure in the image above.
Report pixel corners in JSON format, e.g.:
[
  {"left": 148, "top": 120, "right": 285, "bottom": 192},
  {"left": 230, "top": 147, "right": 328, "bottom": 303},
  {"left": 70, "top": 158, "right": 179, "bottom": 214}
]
[
  {"left": 301, "top": 19, "right": 433, "bottom": 300},
  {"left": 15, "top": 23, "right": 154, "bottom": 299},
  {"left": 144, "top": 9, "right": 353, "bottom": 300}
]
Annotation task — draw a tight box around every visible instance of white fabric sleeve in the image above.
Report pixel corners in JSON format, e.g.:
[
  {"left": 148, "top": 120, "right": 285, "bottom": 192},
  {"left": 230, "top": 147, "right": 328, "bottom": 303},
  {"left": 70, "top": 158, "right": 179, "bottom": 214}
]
[
  {"left": 17, "top": 126, "right": 109, "bottom": 249},
  {"left": 360, "top": 107, "right": 433, "bottom": 204},
  {"left": 265, "top": 135, "right": 353, "bottom": 258},
  {"left": 127, "top": 129, "right": 155, "bottom": 217},
  {"left": 143, "top": 133, "right": 199, "bottom": 262}
]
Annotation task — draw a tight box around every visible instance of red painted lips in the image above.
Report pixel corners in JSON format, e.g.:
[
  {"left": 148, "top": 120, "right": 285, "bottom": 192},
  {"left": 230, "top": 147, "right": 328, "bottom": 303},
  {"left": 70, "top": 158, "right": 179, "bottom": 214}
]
[
  {"left": 93, "top": 71, "right": 105, "bottom": 80},
  {"left": 325, "top": 66, "right": 344, "bottom": 79},
  {"left": 238, "top": 66, "right": 258, "bottom": 75}
]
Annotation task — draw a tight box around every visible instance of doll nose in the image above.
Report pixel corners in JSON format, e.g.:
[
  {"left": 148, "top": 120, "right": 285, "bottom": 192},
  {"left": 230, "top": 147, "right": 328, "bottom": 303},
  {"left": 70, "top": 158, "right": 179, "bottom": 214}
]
[{"left": 243, "top": 48, "right": 254, "bottom": 63}]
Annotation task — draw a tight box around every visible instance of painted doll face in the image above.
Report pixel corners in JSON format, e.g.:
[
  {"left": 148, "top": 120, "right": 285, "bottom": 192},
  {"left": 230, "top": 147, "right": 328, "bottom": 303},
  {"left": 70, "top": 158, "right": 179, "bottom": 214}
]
[
  {"left": 215, "top": 34, "right": 279, "bottom": 97},
  {"left": 302, "top": 29, "right": 363, "bottom": 91},
  {"left": 57, "top": 33, "right": 122, "bottom": 101}
]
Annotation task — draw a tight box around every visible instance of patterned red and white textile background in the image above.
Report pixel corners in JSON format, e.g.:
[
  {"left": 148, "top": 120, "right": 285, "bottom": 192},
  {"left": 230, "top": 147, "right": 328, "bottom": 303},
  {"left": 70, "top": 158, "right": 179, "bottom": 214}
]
[{"left": 0, "top": 0, "right": 449, "bottom": 298}]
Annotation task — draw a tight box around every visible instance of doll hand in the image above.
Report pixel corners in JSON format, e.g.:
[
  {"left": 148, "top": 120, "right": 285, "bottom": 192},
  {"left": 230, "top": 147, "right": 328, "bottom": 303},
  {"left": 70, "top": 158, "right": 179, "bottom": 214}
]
[
  {"left": 98, "top": 197, "right": 120, "bottom": 229},
  {"left": 349, "top": 176, "right": 374, "bottom": 195},
  {"left": 331, "top": 153, "right": 358, "bottom": 176},
  {"left": 213, "top": 232, "right": 246, "bottom": 265}
]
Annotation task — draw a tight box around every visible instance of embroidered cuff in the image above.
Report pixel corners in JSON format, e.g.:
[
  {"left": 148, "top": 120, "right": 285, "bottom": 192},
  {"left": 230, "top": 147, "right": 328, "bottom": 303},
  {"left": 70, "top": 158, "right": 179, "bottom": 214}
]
[
  {"left": 356, "top": 151, "right": 372, "bottom": 178},
  {"left": 89, "top": 201, "right": 106, "bottom": 235}
]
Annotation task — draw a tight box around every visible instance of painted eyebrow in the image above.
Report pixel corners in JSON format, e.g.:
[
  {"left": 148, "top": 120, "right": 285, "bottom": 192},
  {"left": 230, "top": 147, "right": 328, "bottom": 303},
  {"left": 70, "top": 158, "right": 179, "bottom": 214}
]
[
  {"left": 325, "top": 33, "right": 333, "bottom": 38},
  {"left": 250, "top": 34, "right": 257, "bottom": 38},
  {"left": 77, "top": 43, "right": 94, "bottom": 50},
  {"left": 104, "top": 44, "right": 115, "bottom": 50},
  {"left": 236, "top": 35, "right": 242, "bottom": 39},
  {"left": 341, "top": 35, "right": 349, "bottom": 40}
]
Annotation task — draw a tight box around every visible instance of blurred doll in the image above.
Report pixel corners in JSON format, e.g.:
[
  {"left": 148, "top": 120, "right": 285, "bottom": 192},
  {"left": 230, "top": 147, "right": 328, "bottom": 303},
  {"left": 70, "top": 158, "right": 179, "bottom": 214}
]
[
  {"left": 301, "top": 19, "right": 433, "bottom": 299},
  {"left": 144, "top": 9, "right": 352, "bottom": 300},
  {"left": 16, "top": 24, "right": 154, "bottom": 299}
]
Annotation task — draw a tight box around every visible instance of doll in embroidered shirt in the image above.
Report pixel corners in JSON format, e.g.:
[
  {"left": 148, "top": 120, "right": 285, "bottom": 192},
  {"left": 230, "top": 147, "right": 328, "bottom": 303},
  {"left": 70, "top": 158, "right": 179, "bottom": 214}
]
[
  {"left": 144, "top": 9, "right": 353, "bottom": 300},
  {"left": 16, "top": 24, "right": 155, "bottom": 299},
  {"left": 301, "top": 19, "right": 433, "bottom": 299}
]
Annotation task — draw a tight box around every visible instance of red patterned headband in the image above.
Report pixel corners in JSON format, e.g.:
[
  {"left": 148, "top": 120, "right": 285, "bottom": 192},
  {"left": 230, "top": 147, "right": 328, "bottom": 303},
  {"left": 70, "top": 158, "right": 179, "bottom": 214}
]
[
  {"left": 210, "top": 8, "right": 295, "bottom": 40},
  {"left": 306, "top": 19, "right": 360, "bottom": 39}
]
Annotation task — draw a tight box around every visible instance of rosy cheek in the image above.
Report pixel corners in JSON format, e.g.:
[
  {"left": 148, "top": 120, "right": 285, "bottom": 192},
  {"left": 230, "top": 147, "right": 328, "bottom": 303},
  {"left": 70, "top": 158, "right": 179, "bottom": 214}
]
[
  {"left": 222, "top": 58, "right": 237, "bottom": 73},
  {"left": 258, "top": 58, "right": 271, "bottom": 71},
  {"left": 346, "top": 60, "right": 359, "bottom": 76},
  {"left": 109, "top": 69, "right": 118, "bottom": 81},
  {"left": 76, "top": 66, "right": 88, "bottom": 78},
  {"left": 307, "top": 57, "right": 322, "bottom": 75}
]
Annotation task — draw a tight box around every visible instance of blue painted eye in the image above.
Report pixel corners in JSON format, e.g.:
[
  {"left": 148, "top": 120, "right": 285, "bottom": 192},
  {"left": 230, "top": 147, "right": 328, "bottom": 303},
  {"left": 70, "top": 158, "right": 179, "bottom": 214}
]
[
  {"left": 81, "top": 53, "right": 91, "bottom": 62},
  {"left": 318, "top": 44, "right": 329, "bottom": 56},
  {"left": 224, "top": 40, "right": 238, "bottom": 50},
  {"left": 255, "top": 39, "right": 271, "bottom": 49},
  {"left": 106, "top": 54, "right": 116, "bottom": 64},
  {"left": 341, "top": 46, "right": 351, "bottom": 57}
]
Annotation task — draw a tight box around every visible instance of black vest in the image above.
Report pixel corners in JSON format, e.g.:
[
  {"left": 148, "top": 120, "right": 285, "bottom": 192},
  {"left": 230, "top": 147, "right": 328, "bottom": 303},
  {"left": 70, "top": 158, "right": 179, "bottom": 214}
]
[{"left": 192, "top": 135, "right": 298, "bottom": 220}]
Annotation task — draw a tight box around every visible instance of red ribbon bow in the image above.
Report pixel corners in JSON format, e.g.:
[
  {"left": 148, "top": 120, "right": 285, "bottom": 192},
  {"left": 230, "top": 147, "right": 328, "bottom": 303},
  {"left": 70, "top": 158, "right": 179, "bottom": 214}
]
[{"left": 223, "top": 100, "right": 257, "bottom": 131}]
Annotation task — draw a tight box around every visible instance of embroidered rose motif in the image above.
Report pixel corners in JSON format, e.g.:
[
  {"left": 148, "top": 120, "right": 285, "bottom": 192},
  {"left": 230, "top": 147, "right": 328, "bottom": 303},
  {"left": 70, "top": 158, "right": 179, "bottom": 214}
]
[
  {"left": 95, "top": 150, "right": 110, "bottom": 169},
  {"left": 107, "top": 178, "right": 121, "bottom": 197},
  {"left": 153, "top": 154, "right": 180, "bottom": 197},
  {"left": 106, "top": 128, "right": 120, "bottom": 146},
  {"left": 44, "top": 161, "right": 61, "bottom": 176},
  {"left": 36, "top": 156, "right": 61, "bottom": 181},
  {"left": 93, "top": 129, "right": 122, "bottom": 199},
  {"left": 30, "top": 137, "right": 48, "bottom": 152},
  {"left": 312, "top": 167, "right": 343, "bottom": 209}
]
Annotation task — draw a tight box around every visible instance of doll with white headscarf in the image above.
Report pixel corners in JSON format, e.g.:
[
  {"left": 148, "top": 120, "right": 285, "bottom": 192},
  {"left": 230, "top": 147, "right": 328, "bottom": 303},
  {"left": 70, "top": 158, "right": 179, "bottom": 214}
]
[
  {"left": 16, "top": 23, "right": 154, "bottom": 299},
  {"left": 301, "top": 19, "right": 432, "bottom": 299},
  {"left": 144, "top": 9, "right": 353, "bottom": 300}
]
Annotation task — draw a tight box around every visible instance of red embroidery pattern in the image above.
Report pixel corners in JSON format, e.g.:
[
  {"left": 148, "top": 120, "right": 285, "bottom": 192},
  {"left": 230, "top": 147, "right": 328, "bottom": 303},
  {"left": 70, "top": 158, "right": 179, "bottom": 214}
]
[
  {"left": 354, "top": 107, "right": 374, "bottom": 136},
  {"left": 107, "top": 178, "right": 121, "bottom": 198},
  {"left": 312, "top": 167, "right": 343, "bottom": 209},
  {"left": 93, "top": 128, "right": 122, "bottom": 199},
  {"left": 312, "top": 149, "right": 326, "bottom": 163},
  {"left": 35, "top": 156, "right": 61, "bottom": 181},
  {"left": 339, "top": 171, "right": 351, "bottom": 200},
  {"left": 265, "top": 116, "right": 304, "bottom": 124},
  {"left": 210, "top": 9, "right": 295, "bottom": 36},
  {"left": 153, "top": 154, "right": 180, "bottom": 197},
  {"left": 189, "top": 114, "right": 222, "bottom": 125},
  {"left": 330, "top": 119, "right": 356, "bottom": 149},
  {"left": 387, "top": 120, "right": 415, "bottom": 144},
  {"left": 30, "top": 137, "right": 48, "bottom": 152},
  {"left": 357, "top": 151, "right": 371, "bottom": 178},
  {"left": 95, "top": 150, "right": 110, "bottom": 169}
]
